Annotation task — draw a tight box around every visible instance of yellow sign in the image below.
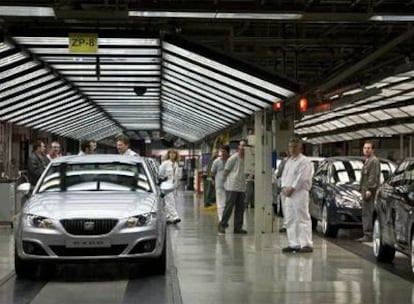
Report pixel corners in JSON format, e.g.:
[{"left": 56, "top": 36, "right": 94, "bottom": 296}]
[{"left": 69, "top": 33, "right": 98, "bottom": 53}]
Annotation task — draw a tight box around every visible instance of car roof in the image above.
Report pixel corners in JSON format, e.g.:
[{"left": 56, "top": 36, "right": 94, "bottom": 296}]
[
  {"left": 323, "top": 156, "right": 394, "bottom": 164},
  {"left": 324, "top": 156, "right": 364, "bottom": 161},
  {"left": 51, "top": 154, "right": 144, "bottom": 165},
  {"left": 307, "top": 157, "right": 325, "bottom": 161}
]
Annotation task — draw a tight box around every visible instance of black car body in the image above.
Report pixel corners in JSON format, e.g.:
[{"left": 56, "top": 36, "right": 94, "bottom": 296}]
[
  {"left": 372, "top": 158, "right": 414, "bottom": 273},
  {"left": 310, "top": 156, "right": 396, "bottom": 237}
]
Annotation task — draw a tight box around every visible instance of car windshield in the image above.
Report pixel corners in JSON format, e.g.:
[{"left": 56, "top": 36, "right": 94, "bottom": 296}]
[
  {"left": 37, "top": 162, "right": 152, "bottom": 193},
  {"left": 311, "top": 160, "right": 321, "bottom": 173},
  {"left": 331, "top": 159, "right": 394, "bottom": 184}
]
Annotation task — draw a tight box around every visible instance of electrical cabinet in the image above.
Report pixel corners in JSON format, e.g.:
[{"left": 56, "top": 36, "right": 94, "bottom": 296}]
[{"left": 0, "top": 181, "right": 15, "bottom": 227}]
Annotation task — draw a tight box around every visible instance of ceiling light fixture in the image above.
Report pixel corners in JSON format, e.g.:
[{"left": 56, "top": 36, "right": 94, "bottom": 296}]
[
  {"left": 129, "top": 11, "right": 216, "bottom": 18},
  {"left": 129, "top": 10, "right": 302, "bottom": 20},
  {"left": 370, "top": 15, "right": 414, "bottom": 21},
  {"left": 0, "top": 6, "right": 55, "bottom": 17},
  {"left": 215, "top": 12, "right": 302, "bottom": 20}
]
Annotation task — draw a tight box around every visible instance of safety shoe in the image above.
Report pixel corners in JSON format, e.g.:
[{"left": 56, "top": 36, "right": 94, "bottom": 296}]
[
  {"left": 298, "top": 246, "right": 313, "bottom": 253},
  {"left": 218, "top": 224, "right": 226, "bottom": 234},
  {"left": 234, "top": 229, "right": 247, "bottom": 234},
  {"left": 279, "top": 227, "right": 287, "bottom": 233},
  {"left": 355, "top": 236, "right": 372, "bottom": 242},
  {"left": 173, "top": 218, "right": 181, "bottom": 224},
  {"left": 281, "top": 246, "right": 300, "bottom": 253},
  {"left": 203, "top": 204, "right": 217, "bottom": 211}
]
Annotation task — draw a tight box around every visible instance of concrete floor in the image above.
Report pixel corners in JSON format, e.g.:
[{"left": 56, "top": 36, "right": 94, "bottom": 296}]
[{"left": 0, "top": 190, "right": 412, "bottom": 303}]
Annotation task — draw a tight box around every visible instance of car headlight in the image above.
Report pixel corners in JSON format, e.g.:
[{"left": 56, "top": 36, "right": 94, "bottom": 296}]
[
  {"left": 125, "top": 212, "right": 157, "bottom": 228},
  {"left": 335, "top": 195, "right": 361, "bottom": 208},
  {"left": 23, "top": 214, "right": 54, "bottom": 229}
]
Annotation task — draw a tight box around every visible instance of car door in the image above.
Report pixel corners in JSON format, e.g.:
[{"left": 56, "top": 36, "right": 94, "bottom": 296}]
[
  {"left": 376, "top": 176, "right": 397, "bottom": 244},
  {"left": 310, "top": 161, "right": 329, "bottom": 220},
  {"left": 380, "top": 161, "right": 409, "bottom": 247},
  {"left": 393, "top": 160, "right": 414, "bottom": 251}
]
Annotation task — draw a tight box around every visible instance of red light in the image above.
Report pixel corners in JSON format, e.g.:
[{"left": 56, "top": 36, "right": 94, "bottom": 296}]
[
  {"left": 273, "top": 101, "right": 282, "bottom": 112},
  {"left": 299, "top": 98, "right": 307, "bottom": 112}
]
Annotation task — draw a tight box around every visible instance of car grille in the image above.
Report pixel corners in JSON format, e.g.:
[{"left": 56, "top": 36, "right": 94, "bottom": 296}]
[
  {"left": 50, "top": 245, "right": 127, "bottom": 256},
  {"left": 60, "top": 219, "right": 119, "bottom": 235}
]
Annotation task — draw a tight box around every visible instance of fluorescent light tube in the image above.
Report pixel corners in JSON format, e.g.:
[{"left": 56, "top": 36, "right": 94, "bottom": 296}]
[
  {"left": 129, "top": 10, "right": 302, "bottom": 20},
  {"left": 215, "top": 12, "right": 302, "bottom": 20},
  {"left": 129, "top": 11, "right": 216, "bottom": 18},
  {"left": 370, "top": 15, "right": 414, "bottom": 21},
  {"left": 0, "top": 6, "right": 55, "bottom": 17}
]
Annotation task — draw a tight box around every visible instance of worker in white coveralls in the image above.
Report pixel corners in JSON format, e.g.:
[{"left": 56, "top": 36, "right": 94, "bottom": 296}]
[{"left": 281, "top": 137, "right": 314, "bottom": 253}]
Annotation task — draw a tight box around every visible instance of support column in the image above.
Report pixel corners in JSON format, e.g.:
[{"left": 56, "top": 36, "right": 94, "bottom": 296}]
[
  {"left": 2, "top": 123, "right": 13, "bottom": 178},
  {"left": 254, "top": 110, "right": 273, "bottom": 249},
  {"left": 400, "top": 135, "right": 404, "bottom": 161}
]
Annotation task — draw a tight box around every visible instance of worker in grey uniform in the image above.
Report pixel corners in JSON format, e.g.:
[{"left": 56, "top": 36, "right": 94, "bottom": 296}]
[{"left": 357, "top": 140, "right": 380, "bottom": 242}]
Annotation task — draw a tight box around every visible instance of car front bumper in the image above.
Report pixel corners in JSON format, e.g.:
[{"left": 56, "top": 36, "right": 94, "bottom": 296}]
[
  {"left": 329, "top": 206, "right": 362, "bottom": 228},
  {"left": 16, "top": 221, "right": 166, "bottom": 261}
]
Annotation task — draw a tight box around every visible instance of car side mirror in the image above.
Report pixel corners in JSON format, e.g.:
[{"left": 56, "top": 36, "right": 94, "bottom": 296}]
[
  {"left": 17, "top": 182, "right": 31, "bottom": 195},
  {"left": 314, "top": 176, "right": 321, "bottom": 183}
]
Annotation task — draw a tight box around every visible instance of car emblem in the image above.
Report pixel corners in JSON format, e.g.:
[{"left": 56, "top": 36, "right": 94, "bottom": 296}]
[{"left": 84, "top": 221, "right": 95, "bottom": 231}]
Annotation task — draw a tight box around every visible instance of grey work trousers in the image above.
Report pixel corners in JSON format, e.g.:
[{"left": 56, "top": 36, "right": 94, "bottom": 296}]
[
  {"left": 220, "top": 191, "right": 245, "bottom": 231},
  {"left": 245, "top": 180, "right": 254, "bottom": 207},
  {"left": 362, "top": 197, "right": 374, "bottom": 238}
]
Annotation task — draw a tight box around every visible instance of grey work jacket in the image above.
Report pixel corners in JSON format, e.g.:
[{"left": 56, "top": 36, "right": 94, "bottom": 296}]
[{"left": 360, "top": 155, "right": 380, "bottom": 198}]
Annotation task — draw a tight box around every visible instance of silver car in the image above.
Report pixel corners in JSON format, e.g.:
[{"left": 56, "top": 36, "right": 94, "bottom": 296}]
[{"left": 15, "top": 154, "right": 174, "bottom": 278}]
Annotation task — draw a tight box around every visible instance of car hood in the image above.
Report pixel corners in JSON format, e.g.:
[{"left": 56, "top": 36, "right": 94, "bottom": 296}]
[
  {"left": 328, "top": 183, "right": 362, "bottom": 203},
  {"left": 23, "top": 192, "right": 158, "bottom": 219}
]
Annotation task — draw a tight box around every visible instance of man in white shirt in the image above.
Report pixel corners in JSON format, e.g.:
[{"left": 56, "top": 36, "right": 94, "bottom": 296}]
[
  {"left": 116, "top": 135, "right": 140, "bottom": 156},
  {"left": 218, "top": 140, "right": 247, "bottom": 234},
  {"left": 281, "top": 137, "right": 313, "bottom": 253}
]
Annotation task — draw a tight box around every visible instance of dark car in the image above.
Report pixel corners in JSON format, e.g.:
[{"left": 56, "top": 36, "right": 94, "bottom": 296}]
[
  {"left": 372, "top": 158, "right": 414, "bottom": 273},
  {"left": 310, "top": 156, "right": 396, "bottom": 238}
]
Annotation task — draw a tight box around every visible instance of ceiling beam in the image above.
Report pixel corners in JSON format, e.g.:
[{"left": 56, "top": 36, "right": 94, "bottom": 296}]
[{"left": 318, "top": 25, "right": 414, "bottom": 93}]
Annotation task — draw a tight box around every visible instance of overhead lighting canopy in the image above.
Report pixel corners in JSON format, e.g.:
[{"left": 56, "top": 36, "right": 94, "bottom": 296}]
[
  {"left": 295, "top": 64, "right": 414, "bottom": 143},
  {"left": 2, "top": 31, "right": 298, "bottom": 142}
]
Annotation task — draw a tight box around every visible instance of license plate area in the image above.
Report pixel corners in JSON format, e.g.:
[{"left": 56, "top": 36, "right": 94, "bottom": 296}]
[{"left": 65, "top": 239, "right": 110, "bottom": 248}]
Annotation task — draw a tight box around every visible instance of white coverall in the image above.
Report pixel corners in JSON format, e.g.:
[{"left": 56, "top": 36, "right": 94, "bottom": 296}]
[
  {"left": 159, "top": 159, "right": 180, "bottom": 222},
  {"left": 281, "top": 154, "right": 313, "bottom": 248},
  {"left": 211, "top": 157, "right": 226, "bottom": 221}
]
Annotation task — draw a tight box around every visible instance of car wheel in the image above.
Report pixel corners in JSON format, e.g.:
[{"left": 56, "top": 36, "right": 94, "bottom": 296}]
[
  {"left": 373, "top": 218, "right": 395, "bottom": 263},
  {"left": 14, "top": 247, "right": 37, "bottom": 279},
  {"left": 411, "top": 234, "right": 414, "bottom": 274},
  {"left": 321, "top": 204, "right": 338, "bottom": 238}
]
